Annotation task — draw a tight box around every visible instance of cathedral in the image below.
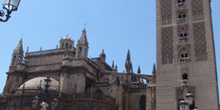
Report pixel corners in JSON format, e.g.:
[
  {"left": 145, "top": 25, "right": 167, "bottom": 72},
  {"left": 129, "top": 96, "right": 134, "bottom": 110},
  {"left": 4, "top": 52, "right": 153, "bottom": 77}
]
[{"left": 0, "top": 0, "right": 219, "bottom": 110}]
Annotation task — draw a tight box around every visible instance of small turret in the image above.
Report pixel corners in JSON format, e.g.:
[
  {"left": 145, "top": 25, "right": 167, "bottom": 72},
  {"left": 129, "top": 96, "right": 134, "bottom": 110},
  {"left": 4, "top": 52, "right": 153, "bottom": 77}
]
[
  {"left": 76, "top": 28, "right": 89, "bottom": 59},
  {"left": 137, "top": 65, "right": 141, "bottom": 74},
  {"left": 59, "top": 35, "right": 74, "bottom": 49},
  {"left": 125, "top": 50, "right": 133, "bottom": 73},
  {"left": 137, "top": 66, "right": 141, "bottom": 82},
  {"left": 112, "top": 60, "right": 115, "bottom": 70},
  {"left": 77, "top": 28, "right": 88, "bottom": 46},
  {"left": 152, "top": 64, "right": 156, "bottom": 84},
  {"left": 100, "top": 49, "right": 106, "bottom": 63},
  {"left": 11, "top": 39, "right": 24, "bottom": 66}
]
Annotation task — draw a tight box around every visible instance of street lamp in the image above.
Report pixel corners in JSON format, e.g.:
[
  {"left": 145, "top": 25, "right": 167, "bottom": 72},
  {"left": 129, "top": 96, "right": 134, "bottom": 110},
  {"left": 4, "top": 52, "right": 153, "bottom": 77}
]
[
  {"left": 179, "top": 99, "right": 187, "bottom": 110},
  {"left": 179, "top": 92, "right": 197, "bottom": 110},
  {"left": 0, "top": 0, "right": 21, "bottom": 22},
  {"left": 32, "top": 76, "right": 59, "bottom": 110},
  {"left": 186, "top": 93, "right": 194, "bottom": 105},
  {"left": 32, "top": 96, "right": 39, "bottom": 109},
  {"left": 44, "top": 76, "right": 52, "bottom": 89},
  {"left": 40, "top": 102, "right": 49, "bottom": 110}
]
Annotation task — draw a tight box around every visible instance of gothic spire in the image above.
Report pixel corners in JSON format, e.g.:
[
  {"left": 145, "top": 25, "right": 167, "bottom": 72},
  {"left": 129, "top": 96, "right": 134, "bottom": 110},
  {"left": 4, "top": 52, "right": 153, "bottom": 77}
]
[
  {"left": 137, "top": 65, "right": 141, "bottom": 74},
  {"left": 112, "top": 60, "right": 115, "bottom": 69},
  {"left": 127, "top": 49, "right": 131, "bottom": 61},
  {"left": 78, "top": 28, "right": 88, "bottom": 46},
  {"left": 152, "top": 63, "right": 156, "bottom": 84},
  {"left": 125, "top": 49, "right": 133, "bottom": 73},
  {"left": 14, "top": 38, "right": 23, "bottom": 55},
  {"left": 152, "top": 63, "right": 156, "bottom": 75}
]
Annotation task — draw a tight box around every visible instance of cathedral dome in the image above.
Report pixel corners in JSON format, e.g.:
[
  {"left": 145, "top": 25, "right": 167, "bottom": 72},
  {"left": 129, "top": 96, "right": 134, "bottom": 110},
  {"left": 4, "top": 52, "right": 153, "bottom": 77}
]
[{"left": 18, "top": 77, "right": 59, "bottom": 90}]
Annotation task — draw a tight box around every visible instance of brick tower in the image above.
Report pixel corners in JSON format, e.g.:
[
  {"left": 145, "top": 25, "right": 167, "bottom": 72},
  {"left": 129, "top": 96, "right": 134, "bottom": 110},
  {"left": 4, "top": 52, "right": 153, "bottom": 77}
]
[{"left": 156, "top": 0, "right": 219, "bottom": 110}]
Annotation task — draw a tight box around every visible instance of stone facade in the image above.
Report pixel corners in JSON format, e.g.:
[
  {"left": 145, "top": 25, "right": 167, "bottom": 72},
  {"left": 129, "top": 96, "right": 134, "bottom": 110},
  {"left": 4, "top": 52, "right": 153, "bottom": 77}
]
[
  {"left": 0, "top": 29, "right": 154, "bottom": 110},
  {"left": 156, "top": 0, "right": 219, "bottom": 110}
]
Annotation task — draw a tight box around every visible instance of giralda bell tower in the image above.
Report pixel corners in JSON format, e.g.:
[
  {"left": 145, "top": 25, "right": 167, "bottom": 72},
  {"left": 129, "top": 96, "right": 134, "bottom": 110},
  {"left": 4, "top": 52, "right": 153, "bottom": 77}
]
[{"left": 156, "top": 0, "right": 219, "bottom": 109}]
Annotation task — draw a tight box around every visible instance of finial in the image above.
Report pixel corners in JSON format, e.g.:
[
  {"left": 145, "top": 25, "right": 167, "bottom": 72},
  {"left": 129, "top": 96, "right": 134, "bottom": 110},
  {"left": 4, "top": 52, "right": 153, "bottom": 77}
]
[
  {"left": 82, "top": 27, "right": 86, "bottom": 33},
  {"left": 20, "top": 34, "right": 23, "bottom": 42},
  {"left": 152, "top": 63, "right": 156, "bottom": 74},
  {"left": 127, "top": 49, "right": 130, "bottom": 60},
  {"left": 56, "top": 44, "right": 58, "bottom": 49},
  {"left": 112, "top": 60, "right": 115, "bottom": 68},
  {"left": 26, "top": 46, "right": 29, "bottom": 53},
  {"left": 84, "top": 23, "right": 87, "bottom": 28},
  {"left": 40, "top": 47, "right": 42, "bottom": 51},
  {"left": 125, "top": 49, "right": 132, "bottom": 73},
  {"left": 19, "top": 38, "right": 23, "bottom": 44},
  {"left": 137, "top": 65, "right": 141, "bottom": 74},
  {"left": 102, "top": 49, "right": 104, "bottom": 53},
  {"left": 115, "top": 65, "right": 118, "bottom": 71}
]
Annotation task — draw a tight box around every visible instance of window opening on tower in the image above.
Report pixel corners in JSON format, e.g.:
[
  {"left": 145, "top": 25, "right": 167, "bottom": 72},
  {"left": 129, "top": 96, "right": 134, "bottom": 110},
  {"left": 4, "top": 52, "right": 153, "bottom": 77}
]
[
  {"left": 177, "top": 11, "right": 188, "bottom": 23},
  {"left": 179, "top": 47, "right": 191, "bottom": 63},
  {"left": 178, "top": 33, "right": 189, "bottom": 42},
  {"left": 176, "top": 0, "right": 187, "bottom": 7},
  {"left": 181, "top": 73, "right": 189, "bottom": 86}
]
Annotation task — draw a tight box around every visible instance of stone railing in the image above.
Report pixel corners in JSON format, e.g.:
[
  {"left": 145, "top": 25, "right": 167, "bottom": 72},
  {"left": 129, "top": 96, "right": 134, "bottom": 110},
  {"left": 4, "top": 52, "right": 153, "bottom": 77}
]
[
  {"left": 26, "top": 48, "right": 74, "bottom": 56},
  {"left": 15, "top": 86, "right": 59, "bottom": 95},
  {"left": 13, "top": 88, "right": 116, "bottom": 104},
  {"left": 61, "top": 93, "right": 116, "bottom": 104},
  {"left": 26, "top": 49, "right": 59, "bottom": 56}
]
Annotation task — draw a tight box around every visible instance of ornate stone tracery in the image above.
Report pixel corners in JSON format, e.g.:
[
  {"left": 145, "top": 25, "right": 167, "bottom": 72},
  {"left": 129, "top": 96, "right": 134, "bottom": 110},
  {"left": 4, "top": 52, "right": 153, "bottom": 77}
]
[
  {"left": 161, "top": 0, "right": 172, "bottom": 25},
  {"left": 191, "top": 0, "right": 204, "bottom": 20},
  {"left": 193, "top": 22, "right": 207, "bottom": 61},
  {"left": 161, "top": 26, "right": 173, "bottom": 64}
]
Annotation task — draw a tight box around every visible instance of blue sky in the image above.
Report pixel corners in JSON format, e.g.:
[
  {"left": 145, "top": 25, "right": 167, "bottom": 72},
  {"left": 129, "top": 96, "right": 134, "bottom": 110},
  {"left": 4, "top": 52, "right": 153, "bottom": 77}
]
[{"left": 0, "top": 0, "right": 219, "bottom": 98}]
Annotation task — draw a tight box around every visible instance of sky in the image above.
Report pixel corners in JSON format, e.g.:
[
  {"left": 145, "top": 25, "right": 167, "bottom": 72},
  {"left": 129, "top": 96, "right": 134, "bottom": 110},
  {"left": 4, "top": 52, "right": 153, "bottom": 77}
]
[{"left": 0, "top": 0, "right": 219, "bottom": 97}]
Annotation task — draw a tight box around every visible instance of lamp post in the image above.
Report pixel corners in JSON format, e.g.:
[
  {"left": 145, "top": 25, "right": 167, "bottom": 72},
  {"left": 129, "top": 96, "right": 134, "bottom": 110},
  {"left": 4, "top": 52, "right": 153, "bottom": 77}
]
[
  {"left": 32, "top": 76, "right": 59, "bottom": 110},
  {"left": 179, "top": 93, "right": 197, "bottom": 110},
  {"left": 44, "top": 76, "right": 52, "bottom": 90},
  {"left": 0, "top": 0, "right": 21, "bottom": 22}
]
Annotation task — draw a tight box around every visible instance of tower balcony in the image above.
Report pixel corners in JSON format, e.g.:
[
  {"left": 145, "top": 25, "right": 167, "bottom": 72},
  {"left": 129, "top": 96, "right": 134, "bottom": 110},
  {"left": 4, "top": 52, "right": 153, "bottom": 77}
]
[
  {"left": 181, "top": 79, "right": 189, "bottom": 86},
  {"left": 176, "top": 2, "right": 187, "bottom": 7},
  {"left": 177, "top": 18, "right": 188, "bottom": 23}
]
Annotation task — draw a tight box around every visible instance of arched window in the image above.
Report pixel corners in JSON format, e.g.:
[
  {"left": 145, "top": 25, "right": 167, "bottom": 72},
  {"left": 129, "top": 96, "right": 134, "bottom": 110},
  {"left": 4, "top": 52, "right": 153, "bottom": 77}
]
[
  {"left": 140, "top": 95, "right": 146, "bottom": 110},
  {"left": 178, "top": 25, "right": 189, "bottom": 42},
  {"left": 179, "top": 32, "right": 189, "bottom": 42},
  {"left": 65, "top": 43, "right": 69, "bottom": 48},
  {"left": 62, "top": 43, "right": 64, "bottom": 48},
  {"left": 179, "top": 47, "right": 191, "bottom": 63},
  {"left": 177, "top": 11, "right": 188, "bottom": 23},
  {"left": 181, "top": 73, "right": 189, "bottom": 86},
  {"left": 182, "top": 74, "right": 188, "bottom": 80}
]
